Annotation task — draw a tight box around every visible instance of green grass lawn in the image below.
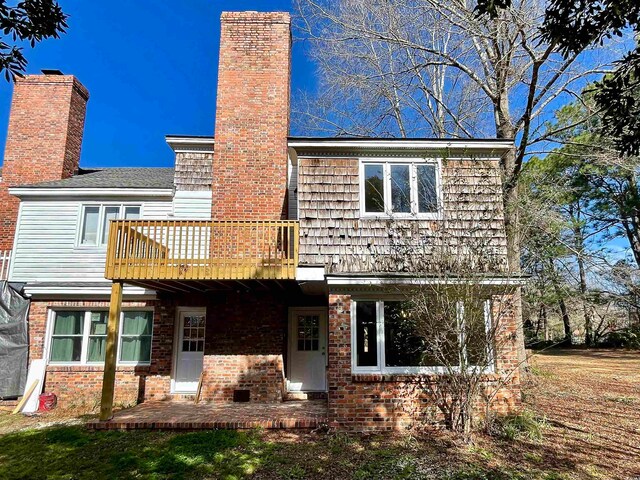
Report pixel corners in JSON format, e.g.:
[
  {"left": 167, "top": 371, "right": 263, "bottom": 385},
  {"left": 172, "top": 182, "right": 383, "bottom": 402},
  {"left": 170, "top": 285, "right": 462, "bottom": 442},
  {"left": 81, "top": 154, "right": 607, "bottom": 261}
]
[
  {"left": 0, "top": 420, "right": 571, "bottom": 480},
  {"left": 1, "top": 349, "right": 638, "bottom": 479}
]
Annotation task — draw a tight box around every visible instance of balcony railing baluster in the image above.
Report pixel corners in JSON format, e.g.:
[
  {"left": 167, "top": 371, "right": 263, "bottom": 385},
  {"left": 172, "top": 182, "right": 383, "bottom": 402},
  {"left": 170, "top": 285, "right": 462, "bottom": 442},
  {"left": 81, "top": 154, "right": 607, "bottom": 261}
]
[{"left": 105, "top": 220, "right": 299, "bottom": 281}]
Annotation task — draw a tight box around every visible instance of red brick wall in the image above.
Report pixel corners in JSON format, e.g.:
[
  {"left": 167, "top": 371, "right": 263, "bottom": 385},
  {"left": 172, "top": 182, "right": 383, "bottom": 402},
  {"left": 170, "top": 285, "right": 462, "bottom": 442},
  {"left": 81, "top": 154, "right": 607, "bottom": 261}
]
[
  {"left": 28, "top": 291, "right": 289, "bottom": 409},
  {"left": 28, "top": 298, "right": 172, "bottom": 409},
  {"left": 202, "top": 291, "right": 287, "bottom": 402},
  {"left": 327, "top": 293, "right": 521, "bottom": 432},
  {"left": 0, "top": 74, "right": 88, "bottom": 249},
  {"left": 211, "top": 12, "right": 291, "bottom": 220}
]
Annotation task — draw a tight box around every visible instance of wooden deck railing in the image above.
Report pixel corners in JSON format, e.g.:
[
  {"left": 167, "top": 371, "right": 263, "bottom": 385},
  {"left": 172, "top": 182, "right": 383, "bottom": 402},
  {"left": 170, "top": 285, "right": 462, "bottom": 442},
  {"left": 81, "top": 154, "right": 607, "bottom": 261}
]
[{"left": 104, "top": 220, "right": 299, "bottom": 281}]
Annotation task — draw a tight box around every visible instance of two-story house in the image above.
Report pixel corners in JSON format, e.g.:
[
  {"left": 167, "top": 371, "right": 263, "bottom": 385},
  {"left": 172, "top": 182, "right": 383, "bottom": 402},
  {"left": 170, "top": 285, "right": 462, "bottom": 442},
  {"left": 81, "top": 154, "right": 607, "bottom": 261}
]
[{"left": 0, "top": 11, "right": 521, "bottom": 431}]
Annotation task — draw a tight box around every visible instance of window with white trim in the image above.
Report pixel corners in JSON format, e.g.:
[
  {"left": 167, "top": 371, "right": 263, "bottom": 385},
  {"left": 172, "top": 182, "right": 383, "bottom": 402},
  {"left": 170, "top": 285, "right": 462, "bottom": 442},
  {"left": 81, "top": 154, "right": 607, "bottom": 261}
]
[
  {"left": 79, "top": 204, "right": 141, "bottom": 246},
  {"left": 352, "top": 299, "right": 493, "bottom": 374},
  {"left": 361, "top": 160, "right": 440, "bottom": 217},
  {"left": 48, "top": 310, "right": 153, "bottom": 365}
]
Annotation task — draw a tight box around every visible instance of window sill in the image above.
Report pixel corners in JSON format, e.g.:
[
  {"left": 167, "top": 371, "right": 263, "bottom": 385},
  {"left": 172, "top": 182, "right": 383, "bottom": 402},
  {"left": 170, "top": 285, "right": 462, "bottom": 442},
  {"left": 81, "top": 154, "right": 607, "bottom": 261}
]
[
  {"left": 352, "top": 371, "right": 499, "bottom": 383},
  {"left": 352, "top": 373, "right": 427, "bottom": 383},
  {"left": 46, "top": 364, "right": 151, "bottom": 373},
  {"left": 359, "top": 213, "right": 442, "bottom": 221}
]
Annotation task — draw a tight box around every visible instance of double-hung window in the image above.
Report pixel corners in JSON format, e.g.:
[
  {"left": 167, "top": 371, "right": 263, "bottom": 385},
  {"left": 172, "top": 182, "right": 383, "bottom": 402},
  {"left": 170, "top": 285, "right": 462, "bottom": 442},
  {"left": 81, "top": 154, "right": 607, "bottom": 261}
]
[
  {"left": 361, "top": 160, "right": 441, "bottom": 218},
  {"left": 48, "top": 310, "right": 153, "bottom": 365},
  {"left": 79, "top": 204, "right": 141, "bottom": 246},
  {"left": 352, "top": 299, "right": 493, "bottom": 374}
]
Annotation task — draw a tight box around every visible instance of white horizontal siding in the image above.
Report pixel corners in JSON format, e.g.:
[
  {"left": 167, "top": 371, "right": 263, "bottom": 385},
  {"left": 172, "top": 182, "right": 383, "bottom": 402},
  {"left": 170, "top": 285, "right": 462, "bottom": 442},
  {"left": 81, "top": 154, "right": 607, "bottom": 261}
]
[
  {"left": 10, "top": 197, "right": 173, "bottom": 284},
  {"left": 173, "top": 191, "right": 212, "bottom": 220}
]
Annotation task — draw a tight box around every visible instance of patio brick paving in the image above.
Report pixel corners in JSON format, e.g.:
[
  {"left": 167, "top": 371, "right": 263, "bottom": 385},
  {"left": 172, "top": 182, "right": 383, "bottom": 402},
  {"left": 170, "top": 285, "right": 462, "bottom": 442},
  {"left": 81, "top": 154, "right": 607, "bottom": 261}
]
[{"left": 87, "top": 399, "right": 328, "bottom": 431}]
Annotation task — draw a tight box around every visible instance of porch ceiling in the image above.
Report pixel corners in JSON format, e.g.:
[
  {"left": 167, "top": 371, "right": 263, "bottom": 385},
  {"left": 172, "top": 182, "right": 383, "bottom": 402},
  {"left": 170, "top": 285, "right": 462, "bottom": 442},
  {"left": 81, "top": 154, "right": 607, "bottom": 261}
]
[{"left": 120, "top": 278, "right": 302, "bottom": 294}]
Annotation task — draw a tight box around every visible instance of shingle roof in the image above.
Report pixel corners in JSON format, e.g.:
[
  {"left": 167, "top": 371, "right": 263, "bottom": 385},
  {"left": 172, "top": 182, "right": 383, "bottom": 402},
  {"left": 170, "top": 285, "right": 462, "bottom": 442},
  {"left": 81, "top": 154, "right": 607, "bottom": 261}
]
[{"left": 19, "top": 168, "right": 175, "bottom": 189}]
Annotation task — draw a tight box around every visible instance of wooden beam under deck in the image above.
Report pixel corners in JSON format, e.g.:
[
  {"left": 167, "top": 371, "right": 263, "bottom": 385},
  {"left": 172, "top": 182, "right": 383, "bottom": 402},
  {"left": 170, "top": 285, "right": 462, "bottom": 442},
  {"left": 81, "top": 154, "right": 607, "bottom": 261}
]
[{"left": 100, "top": 281, "right": 123, "bottom": 421}]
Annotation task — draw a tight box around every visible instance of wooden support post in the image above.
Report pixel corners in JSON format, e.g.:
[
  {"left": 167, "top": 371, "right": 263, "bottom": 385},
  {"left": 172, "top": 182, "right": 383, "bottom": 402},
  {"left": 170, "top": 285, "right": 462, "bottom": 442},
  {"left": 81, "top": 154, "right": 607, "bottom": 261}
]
[{"left": 100, "top": 281, "right": 123, "bottom": 421}]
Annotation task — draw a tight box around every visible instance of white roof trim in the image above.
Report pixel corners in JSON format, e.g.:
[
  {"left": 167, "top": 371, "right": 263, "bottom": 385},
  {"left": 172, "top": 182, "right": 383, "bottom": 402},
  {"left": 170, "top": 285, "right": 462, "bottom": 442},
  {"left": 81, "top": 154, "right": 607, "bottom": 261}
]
[
  {"left": 287, "top": 139, "right": 514, "bottom": 151},
  {"left": 166, "top": 136, "right": 215, "bottom": 153},
  {"left": 326, "top": 275, "right": 526, "bottom": 286},
  {"left": 24, "top": 284, "right": 157, "bottom": 298},
  {"left": 164, "top": 137, "right": 513, "bottom": 152},
  {"left": 9, "top": 188, "right": 174, "bottom": 198}
]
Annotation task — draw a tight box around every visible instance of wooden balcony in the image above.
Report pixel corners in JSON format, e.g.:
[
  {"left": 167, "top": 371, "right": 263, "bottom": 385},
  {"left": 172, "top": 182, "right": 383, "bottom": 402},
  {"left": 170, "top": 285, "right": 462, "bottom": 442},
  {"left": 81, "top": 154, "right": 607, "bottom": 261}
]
[{"left": 104, "top": 220, "right": 299, "bottom": 281}]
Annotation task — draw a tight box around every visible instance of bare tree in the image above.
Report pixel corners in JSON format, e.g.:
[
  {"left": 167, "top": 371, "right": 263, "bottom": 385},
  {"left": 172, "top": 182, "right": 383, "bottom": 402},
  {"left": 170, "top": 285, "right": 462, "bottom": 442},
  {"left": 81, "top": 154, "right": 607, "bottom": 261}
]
[
  {"left": 295, "top": 0, "right": 618, "bottom": 361},
  {"left": 389, "top": 267, "right": 519, "bottom": 440}
]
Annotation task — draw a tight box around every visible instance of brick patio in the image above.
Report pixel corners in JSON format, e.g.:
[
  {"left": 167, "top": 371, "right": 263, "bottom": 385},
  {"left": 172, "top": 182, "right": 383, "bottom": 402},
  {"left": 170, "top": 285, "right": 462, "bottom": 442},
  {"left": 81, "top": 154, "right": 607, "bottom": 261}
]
[{"left": 87, "top": 399, "right": 328, "bottom": 431}]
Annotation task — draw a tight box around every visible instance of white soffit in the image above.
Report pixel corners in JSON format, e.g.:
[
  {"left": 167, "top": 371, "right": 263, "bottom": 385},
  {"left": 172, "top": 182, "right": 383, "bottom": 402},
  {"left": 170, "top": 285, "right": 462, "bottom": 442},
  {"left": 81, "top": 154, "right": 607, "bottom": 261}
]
[
  {"left": 296, "top": 266, "right": 326, "bottom": 281},
  {"left": 166, "top": 136, "right": 215, "bottom": 153}
]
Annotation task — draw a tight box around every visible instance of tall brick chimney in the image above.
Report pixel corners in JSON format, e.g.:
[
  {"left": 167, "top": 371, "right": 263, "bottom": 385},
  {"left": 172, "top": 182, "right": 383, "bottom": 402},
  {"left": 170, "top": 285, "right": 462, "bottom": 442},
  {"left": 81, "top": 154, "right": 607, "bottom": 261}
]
[
  {"left": 211, "top": 12, "right": 291, "bottom": 220},
  {"left": 0, "top": 72, "right": 89, "bottom": 249}
]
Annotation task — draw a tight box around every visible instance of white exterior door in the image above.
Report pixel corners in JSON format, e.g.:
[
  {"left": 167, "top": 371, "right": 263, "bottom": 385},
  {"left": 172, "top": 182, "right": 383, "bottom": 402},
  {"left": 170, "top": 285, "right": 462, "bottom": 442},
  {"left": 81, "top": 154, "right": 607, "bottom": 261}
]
[
  {"left": 288, "top": 308, "right": 327, "bottom": 392},
  {"left": 173, "top": 309, "right": 206, "bottom": 393}
]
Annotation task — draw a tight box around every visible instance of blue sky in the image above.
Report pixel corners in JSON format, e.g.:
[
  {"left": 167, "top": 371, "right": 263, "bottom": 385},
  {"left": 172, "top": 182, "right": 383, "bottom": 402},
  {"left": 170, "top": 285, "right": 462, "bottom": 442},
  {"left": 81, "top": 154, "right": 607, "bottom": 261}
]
[{"left": 0, "top": 1, "right": 315, "bottom": 169}]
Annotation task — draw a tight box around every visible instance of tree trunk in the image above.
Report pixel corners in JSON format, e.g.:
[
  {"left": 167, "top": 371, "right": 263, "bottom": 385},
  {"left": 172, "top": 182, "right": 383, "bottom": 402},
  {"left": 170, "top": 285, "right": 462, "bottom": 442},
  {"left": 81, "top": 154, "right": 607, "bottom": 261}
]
[
  {"left": 539, "top": 304, "right": 548, "bottom": 342},
  {"left": 578, "top": 262, "right": 593, "bottom": 346},
  {"left": 573, "top": 218, "right": 593, "bottom": 346},
  {"left": 558, "top": 298, "right": 572, "bottom": 346},
  {"left": 620, "top": 173, "right": 640, "bottom": 268},
  {"left": 622, "top": 219, "right": 640, "bottom": 269},
  {"left": 500, "top": 145, "right": 527, "bottom": 367}
]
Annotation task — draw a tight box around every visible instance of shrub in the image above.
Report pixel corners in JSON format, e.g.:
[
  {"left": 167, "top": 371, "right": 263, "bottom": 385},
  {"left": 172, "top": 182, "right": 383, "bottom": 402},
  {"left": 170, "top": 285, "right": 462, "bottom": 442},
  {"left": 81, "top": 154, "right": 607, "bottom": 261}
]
[
  {"left": 489, "top": 410, "right": 546, "bottom": 442},
  {"left": 598, "top": 325, "right": 640, "bottom": 349}
]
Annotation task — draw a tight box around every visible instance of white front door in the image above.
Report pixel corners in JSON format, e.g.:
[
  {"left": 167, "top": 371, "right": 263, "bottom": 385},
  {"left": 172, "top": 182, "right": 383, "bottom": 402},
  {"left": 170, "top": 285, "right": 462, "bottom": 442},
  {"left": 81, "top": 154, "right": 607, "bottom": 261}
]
[
  {"left": 173, "top": 309, "right": 206, "bottom": 393},
  {"left": 288, "top": 308, "right": 327, "bottom": 392}
]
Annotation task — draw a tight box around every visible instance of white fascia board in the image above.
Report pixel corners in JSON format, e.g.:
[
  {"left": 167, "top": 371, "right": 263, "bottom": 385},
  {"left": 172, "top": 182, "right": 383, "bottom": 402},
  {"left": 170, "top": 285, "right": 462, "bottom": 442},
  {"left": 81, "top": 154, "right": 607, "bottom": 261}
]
[
  {"left": 287, "top": 139, "right": 514, "bottom": 151},
  {"left": 9, "top": 188, "right": 174, "bottom": 198},
  {"left": 296, "top": 266, "right": 326, "bottom": 281},
  {"left": 326, "top": 276, "right": 526, "bottom": 287},
  {"left": 166, "top": 136, "right": 215, "bottom": 153},
  {"left": 24, "top": 284, "right": 157, "bottom": 298}
]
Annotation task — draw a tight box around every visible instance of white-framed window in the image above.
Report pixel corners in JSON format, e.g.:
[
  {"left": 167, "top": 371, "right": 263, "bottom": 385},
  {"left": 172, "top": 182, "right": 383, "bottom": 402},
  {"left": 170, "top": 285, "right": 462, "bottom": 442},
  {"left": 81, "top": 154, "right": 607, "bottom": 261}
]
[
  {"left": 48, "top": 309, "right": 153, "bottom": 365},
  {"left": 360, "top": 159, "right": 442, "bottom": 218},
  {"left": 78, "top": 204, "right": 141, "bottom": 246},
  {"left": 351, "top": 298, "right": 493, "bottom": 375}
]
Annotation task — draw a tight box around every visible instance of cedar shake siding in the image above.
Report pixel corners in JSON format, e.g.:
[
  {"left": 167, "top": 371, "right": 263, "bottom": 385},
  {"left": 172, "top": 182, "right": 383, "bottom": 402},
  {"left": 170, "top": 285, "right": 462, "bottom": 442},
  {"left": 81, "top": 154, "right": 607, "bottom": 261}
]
[
  {"left": 174, "top": 151, "right": 213, "bottom": 192},
  {"left": 297, "top": 154, "right": 508, "bottom": 273}
]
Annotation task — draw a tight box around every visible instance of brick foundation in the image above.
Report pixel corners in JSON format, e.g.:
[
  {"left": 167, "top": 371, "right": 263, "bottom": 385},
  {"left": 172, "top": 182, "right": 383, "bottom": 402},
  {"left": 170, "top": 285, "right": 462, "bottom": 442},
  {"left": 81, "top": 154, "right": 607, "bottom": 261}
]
[{"left": 327, "top": 293, "right": 521, "bottom": 432}]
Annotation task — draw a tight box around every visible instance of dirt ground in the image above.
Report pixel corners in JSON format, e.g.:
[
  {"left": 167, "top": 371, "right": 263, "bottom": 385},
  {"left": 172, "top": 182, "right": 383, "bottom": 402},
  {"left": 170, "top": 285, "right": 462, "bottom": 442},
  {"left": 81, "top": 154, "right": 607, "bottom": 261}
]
[{"left": 520, "top": 349, "right": 640, "bottom": 479}]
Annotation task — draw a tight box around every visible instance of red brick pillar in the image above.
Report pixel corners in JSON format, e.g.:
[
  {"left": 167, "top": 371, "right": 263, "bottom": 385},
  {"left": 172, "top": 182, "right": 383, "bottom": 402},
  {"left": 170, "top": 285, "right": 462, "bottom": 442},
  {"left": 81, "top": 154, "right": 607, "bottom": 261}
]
[
  {"left": 327, "top": 293, "right": 353, "bottom": 429},
  {"left": 0, "top": 72, "right": 89, "bottom": 249},
  {"left": 489, "top": 293, "right": 522, "bottom": 414},
  {"left": 211, "top": 12, "right": 291, "bottom": 220}
]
